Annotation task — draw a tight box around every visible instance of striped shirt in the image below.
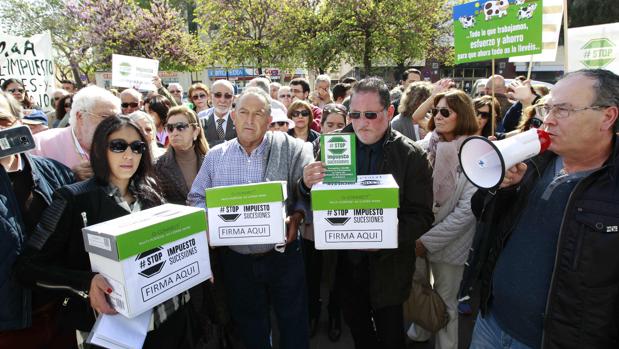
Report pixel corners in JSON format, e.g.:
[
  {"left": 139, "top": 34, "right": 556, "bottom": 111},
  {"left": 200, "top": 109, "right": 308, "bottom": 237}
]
[{"left": 188, "top": 137, "right": 277, "bottom": 254}]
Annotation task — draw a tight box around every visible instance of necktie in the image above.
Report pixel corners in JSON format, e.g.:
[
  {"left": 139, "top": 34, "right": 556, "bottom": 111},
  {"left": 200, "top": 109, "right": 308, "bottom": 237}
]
[{"left": 216, "top": 118, "right": 225, "bottom": 140}]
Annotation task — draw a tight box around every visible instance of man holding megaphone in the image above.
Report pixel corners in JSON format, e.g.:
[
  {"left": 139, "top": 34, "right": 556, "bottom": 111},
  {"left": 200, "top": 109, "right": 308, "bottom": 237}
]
[{"left": 468, "top": 69, "right": 619, "bottom": 349}]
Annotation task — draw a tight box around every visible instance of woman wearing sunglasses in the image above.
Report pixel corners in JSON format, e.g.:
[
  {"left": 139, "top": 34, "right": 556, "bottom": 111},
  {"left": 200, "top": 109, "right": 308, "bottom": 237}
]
[
  {"left": 1, "top": 78, "right": 36, "bottom": 112},
  {"left": 188, "top": 83, "right": 210, "bottom": 114},
  {"left": 154, "top": 106, "right": 208, "bottom": 205},
  {"left": 473, "top": 95, "right": 502, "bottom": 138},
  {"left": 287, "top": 100, "right": 320, "bottom": 144},
  {"left": 55, "top": 94, "right": 73, "bottom": 128},
  {"left": 414, "top": 90, "right": 479, "bottom": 348},
  {"left": 16, "top": 115, "right": 197, "bottom": 348}
]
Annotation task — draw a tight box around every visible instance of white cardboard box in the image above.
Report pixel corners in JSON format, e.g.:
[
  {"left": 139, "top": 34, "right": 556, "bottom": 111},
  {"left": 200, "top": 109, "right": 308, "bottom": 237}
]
[
  {"left": 312, "top": 174, "right": 399, "bottom": 250},
  {"left": 82, "top": 204, "right": 212, "bottom": 318},
  {"left": 205, "top": 181, "right": 287, "bottom": 246}
]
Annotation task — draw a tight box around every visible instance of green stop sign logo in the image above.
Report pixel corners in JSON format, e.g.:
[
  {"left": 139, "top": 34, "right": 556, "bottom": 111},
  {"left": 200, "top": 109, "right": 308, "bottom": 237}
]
[{"left": 580, "top": 38, "right": 616, "bottom": 69}]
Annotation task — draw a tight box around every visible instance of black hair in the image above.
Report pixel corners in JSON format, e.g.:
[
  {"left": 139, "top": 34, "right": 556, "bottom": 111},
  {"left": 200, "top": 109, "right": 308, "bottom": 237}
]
[
  {"left": 332, "top": 83, "right": 351, "bottom": 101},
  {"left": 351, "top": 77, "right": 391, "bottom": 109},
  {"left": 90, "top": 115, "right": 162, "bottom": 205},
  {"left": 341, "top": 77, "right": 357, "bottom": 85},
  {"left": 60, "top": 79, "right": 76, "bottom": 87},
  {"left": 55, "top": 94, "right": 73, "bottom": 122},
  {"left": 146, "top": 95, "right": 171, "bottom": 126},
  {"left": 290, "top": 78, "right": 310, "bottom": 94}
]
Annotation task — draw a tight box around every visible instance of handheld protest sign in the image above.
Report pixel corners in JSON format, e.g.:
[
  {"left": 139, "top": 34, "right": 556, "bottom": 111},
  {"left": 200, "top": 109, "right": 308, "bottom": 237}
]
[
  {"left": 112, "top": 54, "right": 159, "bottom": 90},
  {"left": 453, "top": 0, "right": 543, "bottom": 64},
  {"left": 320, "top": 133, "right": 357, "bottom": 183}
]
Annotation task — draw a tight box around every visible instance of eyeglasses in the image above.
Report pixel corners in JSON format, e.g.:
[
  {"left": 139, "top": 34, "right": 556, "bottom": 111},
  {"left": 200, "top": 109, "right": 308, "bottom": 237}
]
[
  {"left": 476, "top": 111, "right": 492, "bottom": 119},
  {"left": 7, "top": 88, "right": 24, "bottom": 94},
  {"left": 108, "top": 139, "right": 147, "bottom": 154},
  {"left": 166, "top": 122, "right": 195, "bottom": 133},
  {"left": 213, "top": 92, "right": 233, "bottom": 99},
  {"left": 535, "top": 104, "right": 609, "bottom": 119},
  {"left": 169, "top": 90, "right": 181, "bottom": 94},
  {"left": 121, "top": 102, "right": 139, "bottom": 109},
  {"left": 271, "top": 121, "right": 288, "bottom": 127},
  {"left": 529, "top": 117, "right": 544, "bottom": 128},
  {"left": 192, "top": 93, "right": 208, "bottom": 101},
  {"left": 431, "top": 108, "right": 452, "bottom": 118},
  {"left": 348, "top": 111, "right": 382, "bottom": 120},
  {"left": 291, "top": 110, "right": 311, "bottom": 118}
]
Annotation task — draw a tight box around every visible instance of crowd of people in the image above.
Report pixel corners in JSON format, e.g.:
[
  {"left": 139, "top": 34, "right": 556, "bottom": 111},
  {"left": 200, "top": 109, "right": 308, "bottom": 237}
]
[{"left": 1, "top": 67, "right": 618, "bottom": 349}]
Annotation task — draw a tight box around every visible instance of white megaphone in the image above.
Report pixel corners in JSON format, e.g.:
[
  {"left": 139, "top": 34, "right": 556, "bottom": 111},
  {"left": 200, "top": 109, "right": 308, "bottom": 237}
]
[{"left": 459, "top": 129, "right": 551, "bottom": 189}]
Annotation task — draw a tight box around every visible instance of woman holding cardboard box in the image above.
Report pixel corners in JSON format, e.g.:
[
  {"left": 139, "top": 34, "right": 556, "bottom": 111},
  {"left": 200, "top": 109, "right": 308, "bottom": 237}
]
[
  {"left": 15, "top": 115, "right": 198, "bottom": 348},
  {"left": 414, "top": 90, "right": 479, "bottom": 349}
]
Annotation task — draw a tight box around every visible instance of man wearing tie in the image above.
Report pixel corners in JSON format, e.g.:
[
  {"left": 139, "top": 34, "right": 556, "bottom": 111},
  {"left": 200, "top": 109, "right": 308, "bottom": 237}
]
[{"left": 198, "top": 80, "right": 237, "bottom": 148}]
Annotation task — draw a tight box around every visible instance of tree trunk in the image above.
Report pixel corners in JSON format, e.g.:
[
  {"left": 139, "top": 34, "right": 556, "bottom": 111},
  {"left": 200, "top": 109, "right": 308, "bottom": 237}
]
[
  {"left": 395, "top": 62, "right": 405, "bottom": 83},
  {"left": 363, "top": 30, "right": 372, "bottom": 77},
  {"left": 70, "top": 60, "right": 84, "bottom": 88}
]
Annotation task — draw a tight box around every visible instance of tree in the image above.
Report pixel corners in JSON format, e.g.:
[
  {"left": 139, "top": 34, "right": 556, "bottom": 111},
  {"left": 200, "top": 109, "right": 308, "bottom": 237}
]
[
  {"left": 66, "top": 0, "right": 205, "bottom": 71},
  {"left": 567, "top": 0, "right": 619, "bottom": 27},
  {"left": 194, "top": 0, "right": 295, "bottom": 73},
  {"left": 0, "top": 0, "right": 95, "bottom": 87}
]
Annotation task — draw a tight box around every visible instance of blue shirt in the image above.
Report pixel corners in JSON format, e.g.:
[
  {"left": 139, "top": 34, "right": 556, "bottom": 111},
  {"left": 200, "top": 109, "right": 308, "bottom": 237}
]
[
  {"left": 187, "top": 137, "right": 274, "bottom": 254},
  {"left": 492, "top": 158, "right": 591, "bottom": 348}
]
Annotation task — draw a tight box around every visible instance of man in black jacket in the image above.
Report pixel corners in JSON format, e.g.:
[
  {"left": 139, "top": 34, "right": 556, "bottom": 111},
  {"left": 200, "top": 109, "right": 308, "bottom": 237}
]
[
  {"left": 302, "top": 77, "right": 434, "bottom": 349},
  {"left": 468, "top": 69, "right": 619, "bottom": 349}
]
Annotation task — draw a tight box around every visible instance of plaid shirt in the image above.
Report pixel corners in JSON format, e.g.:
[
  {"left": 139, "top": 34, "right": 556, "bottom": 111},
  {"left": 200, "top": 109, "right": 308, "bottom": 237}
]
[{"left": 188, "top": 137, "right": 278, "bottom": 255}]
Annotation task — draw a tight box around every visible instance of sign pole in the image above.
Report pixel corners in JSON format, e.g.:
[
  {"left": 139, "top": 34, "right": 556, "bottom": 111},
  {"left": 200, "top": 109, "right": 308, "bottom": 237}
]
[
  {"left": 527, "top": 55, "right": 534, "bottom": 80},
  {"left": 491, "top": 58, "right": 496, "bottom": 136},
  {"left": 562, "top": 0, "right": 569, "bottom": 73}
]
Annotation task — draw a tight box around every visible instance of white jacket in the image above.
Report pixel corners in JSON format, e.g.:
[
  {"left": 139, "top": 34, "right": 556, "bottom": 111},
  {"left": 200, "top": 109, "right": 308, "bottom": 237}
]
[{"left": 417, "top": 134, "right": 477, "bottom": 265}]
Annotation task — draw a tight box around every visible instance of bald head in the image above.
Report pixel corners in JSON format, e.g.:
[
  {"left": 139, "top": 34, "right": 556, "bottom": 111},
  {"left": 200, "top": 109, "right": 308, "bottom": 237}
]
[{"left": 485, "top": 75, "right": 507, "bottom": 94}]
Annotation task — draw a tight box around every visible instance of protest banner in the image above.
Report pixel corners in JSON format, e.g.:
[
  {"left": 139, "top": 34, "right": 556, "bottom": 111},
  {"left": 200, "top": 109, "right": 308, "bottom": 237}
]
[
  {"left": 567, "top": 23, "right": 619, "bottom": 74},
  {"left": 453, "top": 0, "right": 543, "bottom": 64},
  {"left": 0, "top": 31, "right": 55, "bottom": 110},
  {"left": 111, "top": 54, "right": 159, "bottom": 90},
  {"left": 509, "top": 0, "right": 563, "bottom": 63}
]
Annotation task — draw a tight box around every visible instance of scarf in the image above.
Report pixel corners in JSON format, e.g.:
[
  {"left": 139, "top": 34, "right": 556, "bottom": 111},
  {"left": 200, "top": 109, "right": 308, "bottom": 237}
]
[{"left": 427, "top": 132, "right": 467, "bottom": 207}]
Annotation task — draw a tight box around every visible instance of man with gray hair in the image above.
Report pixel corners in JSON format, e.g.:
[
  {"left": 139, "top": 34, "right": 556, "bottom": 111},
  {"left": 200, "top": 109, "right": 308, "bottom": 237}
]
[
  {"left": 31, "top": 85, "right": 121, "bottom": 179},
  {"left": 119, "top": 88, "right": 143, "bottom": 115},
  {"left": 468, "top": 69, "right": 619, "bottom": 349},
  {"left": 484, "top": 74, "right": 513, "bottom": 119},
  {"left": 0, "top": 91, "right": 75, "bottom": 346},
  {"left": 248, "top": 77, "right": 287, "bottom": 112},
  {"left": 198, "top": 80, "right": 237, "bottom": 148},
  {"left": 188, "top": 87, "right": 314, "bottom": 349},
  {"left": 167, "top": 82, "right": 184, "bottom": 105},
  {"left": 270, "top": 82, "right": 281, "bottom": 100},
  {"left": 46, "top": 88, "right": 69, "bottom": 127}
]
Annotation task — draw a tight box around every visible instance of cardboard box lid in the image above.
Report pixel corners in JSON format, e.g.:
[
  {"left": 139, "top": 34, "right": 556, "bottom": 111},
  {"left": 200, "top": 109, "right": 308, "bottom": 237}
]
[
  {"left": 311, "top": 174, "right": 399, "bottom": 210},
  {"left": 82, "top": 204, "right": 207, "bottom": 261},
  {"left": 205, "top": 181, "right": 287, "bottom": 208}
]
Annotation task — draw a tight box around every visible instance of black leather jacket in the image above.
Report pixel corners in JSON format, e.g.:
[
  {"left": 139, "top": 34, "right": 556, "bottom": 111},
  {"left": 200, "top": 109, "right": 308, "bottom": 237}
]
[{"left": 470, "top": 136, "right": 619, "bottom": 349}]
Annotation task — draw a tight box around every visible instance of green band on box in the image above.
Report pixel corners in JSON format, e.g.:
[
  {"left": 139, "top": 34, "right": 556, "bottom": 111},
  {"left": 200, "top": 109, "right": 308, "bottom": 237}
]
[
  {"left": 115, "top": 211, "right": 206, "bottom": 260},
  {"left": 205, "top": 182, "right": 284, "bottom": 208},
  {"left": 311, "top": 188, "right": 399, "bottom": 210}
]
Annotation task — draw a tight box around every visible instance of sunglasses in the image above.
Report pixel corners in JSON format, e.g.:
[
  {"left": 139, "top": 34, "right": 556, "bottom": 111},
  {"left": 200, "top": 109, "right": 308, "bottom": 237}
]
[
  {"left": 348, "top": 111, "right": 381, "bottom": 120},
  {"left": 8, "top": 88, "right": 24, "bottom": 93},
  {"left": 279, "top": 94, "right": 292, "bottom": 98},
  {"left": 108, "top": 139, "right": 147, "bottom": 154},
  {"left": 166, "top": 122, "right": 194, "bottom": 132},
  {"left": 169, "top": 90, "right": 181, "bottom": 94},
  {"left": 431, "top": 108, "right": 452, "bottom": 118},
  {"left": 476, "top": 111, "right": 492, "bottom": 119},
  {"left": 529, "top": 117, "right": 543, "bottom": 128},
  {"left": 121, "top": 102, "right": 139, "bottom": 109},
  {"left": 64, "top": 103, "right": 72, "bottom": 108},
  {"left": 213, "top": 92, "right": 233, "bottom": 99},
  {"left": 192, "top": 93, "right": 208, "bottom": 101},
  {"left": 291, "top": 110, "right": 311, "bottom": 118},
  {"left": 271, "top": 121, "right": 288, "bottom": 127}
]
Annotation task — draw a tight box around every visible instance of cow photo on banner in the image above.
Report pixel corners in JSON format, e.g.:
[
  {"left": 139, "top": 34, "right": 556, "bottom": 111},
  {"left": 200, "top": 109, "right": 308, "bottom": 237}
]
[
  {"left": 0, "top": 31, "right": 55, "bottom": 110},
  {"left": 453, "top": 0, "right": 543, "bottom": 64}
]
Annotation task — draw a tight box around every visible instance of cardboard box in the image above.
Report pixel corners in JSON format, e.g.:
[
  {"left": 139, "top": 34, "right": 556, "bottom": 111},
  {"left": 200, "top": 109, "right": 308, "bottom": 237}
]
[
  {"left": 312, "top": 174, "right": 399, "bottom": 250},
  {"left": 206, "top": 181, "right": 287, "bottom": 246},
  {"left": 82, "top": 204, "right": 212, "bottom": 318},
  {"left": 320, "top": 133, "right": 356, "bottom": 183}
]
